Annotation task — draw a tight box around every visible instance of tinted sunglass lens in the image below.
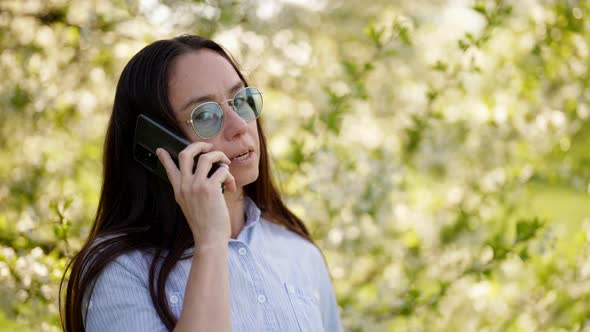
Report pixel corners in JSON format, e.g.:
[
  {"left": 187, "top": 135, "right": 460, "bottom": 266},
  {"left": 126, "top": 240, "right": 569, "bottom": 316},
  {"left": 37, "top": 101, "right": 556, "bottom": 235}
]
[
  {"left": 192, "top": 103, "right": 222, "bottom": 138},
  {"left": 234, "top": 87, "right": 262, "bottom": 121}
]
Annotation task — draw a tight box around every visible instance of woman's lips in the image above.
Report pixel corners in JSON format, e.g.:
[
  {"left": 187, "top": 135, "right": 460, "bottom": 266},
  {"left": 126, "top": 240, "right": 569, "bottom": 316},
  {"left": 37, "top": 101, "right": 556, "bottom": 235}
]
[
  {"left": 230, "top": 150, "right": 254, "bottom": 164},
  {"left": 231, "top": 150, "right": 250, "bottom": 161}
]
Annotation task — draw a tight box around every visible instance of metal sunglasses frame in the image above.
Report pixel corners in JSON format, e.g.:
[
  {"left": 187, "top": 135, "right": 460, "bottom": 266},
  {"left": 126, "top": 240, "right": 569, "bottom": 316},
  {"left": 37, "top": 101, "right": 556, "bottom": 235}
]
[{"left": 185, "top": 86, "right": 263, "bottom": 139}]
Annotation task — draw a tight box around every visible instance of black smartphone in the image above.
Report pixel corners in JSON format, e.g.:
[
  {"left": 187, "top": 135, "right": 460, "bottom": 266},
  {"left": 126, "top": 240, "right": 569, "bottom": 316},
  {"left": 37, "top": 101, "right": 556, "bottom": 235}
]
[{"left": 133, "top": 114, "right": 220, "bottom": 184}]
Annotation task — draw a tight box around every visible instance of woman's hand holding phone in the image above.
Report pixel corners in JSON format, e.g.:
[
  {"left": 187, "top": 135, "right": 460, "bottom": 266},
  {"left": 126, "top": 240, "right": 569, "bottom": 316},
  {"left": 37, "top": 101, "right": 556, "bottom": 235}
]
[{"left": 156, "top": 142, "right": 237, "bottom": 245}]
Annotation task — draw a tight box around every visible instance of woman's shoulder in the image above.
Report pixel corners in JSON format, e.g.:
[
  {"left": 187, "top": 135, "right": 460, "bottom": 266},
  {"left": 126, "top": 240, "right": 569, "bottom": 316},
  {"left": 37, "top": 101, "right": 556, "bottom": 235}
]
[
  {"left": 112, "top": 249, "right": 153, "bottom": 273},
  {"left": 85, "top": 234, "right": 156, "bottom": 281}
]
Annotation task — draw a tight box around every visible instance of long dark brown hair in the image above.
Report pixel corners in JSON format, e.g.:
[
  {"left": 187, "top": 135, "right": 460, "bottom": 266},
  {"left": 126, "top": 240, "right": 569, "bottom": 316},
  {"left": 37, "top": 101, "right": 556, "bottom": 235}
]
[{"left": 59, "top": 35, "right": 313, "bottom": 331}]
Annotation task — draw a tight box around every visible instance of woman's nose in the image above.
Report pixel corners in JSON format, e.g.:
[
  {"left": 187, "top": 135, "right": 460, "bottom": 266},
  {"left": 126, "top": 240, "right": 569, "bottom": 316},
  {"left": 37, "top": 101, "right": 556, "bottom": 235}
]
[{"left": 222, "top": 103, "right": 248, "bottom": 139}]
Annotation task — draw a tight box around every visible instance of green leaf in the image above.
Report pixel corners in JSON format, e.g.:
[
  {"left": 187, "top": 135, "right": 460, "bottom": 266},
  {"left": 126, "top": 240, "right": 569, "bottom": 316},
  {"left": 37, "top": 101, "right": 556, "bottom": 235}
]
[
  {"left": 398, "top": 25, "right": 412, "bottom": 45},
  {"left": 458, "top": 39, "right": 470, "bottom": 51},
  {"left": 365, "top": 21, "right": 384, "bottom": 47},
  {"left": 516, "top": 218, "right": 543, "bottom": 243},
  {"left": 432, "top": 60, "right": 448, "bottom": 72},
  {"left": 472, "top": 3, "right": 486, "bottom": 16},
  {"left": 10, "top": 85, "right": 31, "bottom": 110}
]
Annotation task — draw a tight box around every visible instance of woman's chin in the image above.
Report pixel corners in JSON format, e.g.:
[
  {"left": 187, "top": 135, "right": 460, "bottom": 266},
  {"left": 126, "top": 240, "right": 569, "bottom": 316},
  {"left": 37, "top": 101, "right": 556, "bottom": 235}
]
[{"left": 233, "top": 169, "right": 259, "bottom": 189}]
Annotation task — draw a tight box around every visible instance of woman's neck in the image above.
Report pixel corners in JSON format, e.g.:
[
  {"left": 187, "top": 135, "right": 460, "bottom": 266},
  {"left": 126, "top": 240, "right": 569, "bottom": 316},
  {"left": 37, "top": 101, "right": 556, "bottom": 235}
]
[{"left": 224, "top": 188, "right": 245, "bottom": 239}]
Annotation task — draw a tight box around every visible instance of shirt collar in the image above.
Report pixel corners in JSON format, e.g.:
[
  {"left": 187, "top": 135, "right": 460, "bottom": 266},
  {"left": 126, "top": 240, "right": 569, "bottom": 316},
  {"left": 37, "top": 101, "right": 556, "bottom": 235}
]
[{"left": 242, "top": 195, "right": 261, "bottom": 232}]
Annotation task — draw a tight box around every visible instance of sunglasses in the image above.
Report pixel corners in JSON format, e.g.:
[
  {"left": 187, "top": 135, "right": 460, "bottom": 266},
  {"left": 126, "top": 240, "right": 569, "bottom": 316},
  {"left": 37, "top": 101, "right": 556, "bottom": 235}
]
[{"left": 185, "top": 86, "right": 263, "bottom": 139}]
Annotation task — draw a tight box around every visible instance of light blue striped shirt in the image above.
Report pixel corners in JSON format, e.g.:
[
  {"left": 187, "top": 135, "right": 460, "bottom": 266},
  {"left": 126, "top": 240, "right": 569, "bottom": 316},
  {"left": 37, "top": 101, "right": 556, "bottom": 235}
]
[{"left": 83, "top": 197, "right": 342, "bottom": 331}]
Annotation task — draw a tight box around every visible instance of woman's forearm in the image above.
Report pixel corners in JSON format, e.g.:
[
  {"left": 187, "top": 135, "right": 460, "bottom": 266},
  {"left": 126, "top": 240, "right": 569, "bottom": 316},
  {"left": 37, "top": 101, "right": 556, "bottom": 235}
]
[{"left": 174, "top": 242, "right": 230, "bottom": 332}]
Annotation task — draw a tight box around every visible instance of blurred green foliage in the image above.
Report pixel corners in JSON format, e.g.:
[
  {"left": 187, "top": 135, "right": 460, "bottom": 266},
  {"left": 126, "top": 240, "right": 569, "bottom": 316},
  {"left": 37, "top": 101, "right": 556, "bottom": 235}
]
[{"left": 0, "top": 0, "right": 589, "bottom": 331}]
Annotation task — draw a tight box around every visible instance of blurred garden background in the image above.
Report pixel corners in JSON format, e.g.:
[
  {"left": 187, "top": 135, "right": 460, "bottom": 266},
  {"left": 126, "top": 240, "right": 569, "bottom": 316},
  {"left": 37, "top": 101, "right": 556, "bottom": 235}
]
[{"left": 0, "top": 0, "right": 589, "bottom": 330}]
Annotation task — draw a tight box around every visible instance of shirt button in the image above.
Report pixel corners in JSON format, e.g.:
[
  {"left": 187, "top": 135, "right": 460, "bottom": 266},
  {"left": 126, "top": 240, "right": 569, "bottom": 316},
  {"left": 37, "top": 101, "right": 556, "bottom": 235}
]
[
  {"left": 313, "top": 291, "right": 320, "bottom": 301},
  {"left": 257, "top": 294, "right": 266, "bottom": 303},
  {"left": 288, "top": 286, "right": 295, "bottom": 294},
  {"left": 170, "top": 295, "right": 179, "bottom": 304},
  {"left": 238, "top": 247, "right": 247, "bottom": 255}
]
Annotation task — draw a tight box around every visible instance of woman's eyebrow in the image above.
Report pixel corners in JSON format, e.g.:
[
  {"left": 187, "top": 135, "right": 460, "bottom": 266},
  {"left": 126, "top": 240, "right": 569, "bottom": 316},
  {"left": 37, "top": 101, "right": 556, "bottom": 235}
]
[{"left": 181, "top": 81, "right": 245, "bottom": 111}]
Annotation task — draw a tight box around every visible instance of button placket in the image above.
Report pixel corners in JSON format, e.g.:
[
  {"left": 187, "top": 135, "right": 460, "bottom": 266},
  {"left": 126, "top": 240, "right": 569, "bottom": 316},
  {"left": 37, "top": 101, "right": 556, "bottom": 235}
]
[
  {"left": 235, "top": 242, "right": 278, "bottom": 330},
  {"left": 168, "top": 292, "right": 183, "bottom": 307}
]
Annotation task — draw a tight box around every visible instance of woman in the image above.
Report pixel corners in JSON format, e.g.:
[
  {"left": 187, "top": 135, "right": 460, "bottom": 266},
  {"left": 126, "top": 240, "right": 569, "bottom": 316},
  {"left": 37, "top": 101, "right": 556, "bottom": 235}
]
[{"left": 60, "top": 35, "right": 342, "bottom": 331}]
